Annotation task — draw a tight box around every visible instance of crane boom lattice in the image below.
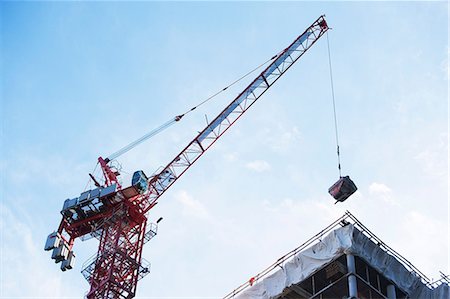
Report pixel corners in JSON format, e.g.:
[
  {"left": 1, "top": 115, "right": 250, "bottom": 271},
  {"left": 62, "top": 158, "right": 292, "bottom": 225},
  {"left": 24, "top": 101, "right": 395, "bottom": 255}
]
[{"left": 141, "top": 16, "right": 329, "bottom": 214}]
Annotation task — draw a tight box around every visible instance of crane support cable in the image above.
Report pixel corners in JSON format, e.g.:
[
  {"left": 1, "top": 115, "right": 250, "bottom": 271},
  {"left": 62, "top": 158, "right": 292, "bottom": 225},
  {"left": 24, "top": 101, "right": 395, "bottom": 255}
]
[
  {"left": 106, "top": 117, "right": 178, "bottom": 161},
  {"left": 180, "top": 53, "right": 281, "bottom": 117},
  {"left": 105, "top": 54, "right": 279, "bottom": 162},
  {"left": 326, "top": 31, "right": 342, "bottom": 177}
]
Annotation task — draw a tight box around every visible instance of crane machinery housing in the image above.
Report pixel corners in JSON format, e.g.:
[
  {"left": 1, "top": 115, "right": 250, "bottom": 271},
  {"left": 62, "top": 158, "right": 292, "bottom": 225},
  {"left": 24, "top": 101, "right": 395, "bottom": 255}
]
[{"left": 45, "top": 15, "right": 331, "bottom": 299}]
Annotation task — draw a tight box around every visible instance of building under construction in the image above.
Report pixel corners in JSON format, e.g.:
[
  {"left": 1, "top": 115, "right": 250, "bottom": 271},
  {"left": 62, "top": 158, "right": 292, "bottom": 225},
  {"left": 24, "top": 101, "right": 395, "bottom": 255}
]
[{"left": 224, "top": 212, "right": 449, "bottom": 299}]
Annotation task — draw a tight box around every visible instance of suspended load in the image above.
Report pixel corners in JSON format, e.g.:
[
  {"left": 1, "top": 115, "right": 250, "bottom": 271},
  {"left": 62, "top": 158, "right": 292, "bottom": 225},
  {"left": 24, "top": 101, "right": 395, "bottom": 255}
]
[{"left": 328, "top": 176, "right": 357, "bottom": 202}]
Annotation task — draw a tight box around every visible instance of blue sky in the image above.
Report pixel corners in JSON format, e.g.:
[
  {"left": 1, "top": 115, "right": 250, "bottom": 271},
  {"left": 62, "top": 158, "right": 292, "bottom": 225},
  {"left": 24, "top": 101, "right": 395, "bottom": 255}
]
[{"left": 1, "top": 1, "right": 448, "bottom": 298}]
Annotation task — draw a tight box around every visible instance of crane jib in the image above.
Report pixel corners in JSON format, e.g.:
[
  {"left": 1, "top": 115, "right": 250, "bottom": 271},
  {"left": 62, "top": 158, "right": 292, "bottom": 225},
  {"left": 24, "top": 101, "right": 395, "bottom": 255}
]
[
  {"left": 146, "top": 17, "right": 327, "bottom": 212},
  {"left": 198, "top": 30, "right": 312, "bottom": 143},
  {"left": 263, "top": 31, "right": 312, "bottom": 78}
]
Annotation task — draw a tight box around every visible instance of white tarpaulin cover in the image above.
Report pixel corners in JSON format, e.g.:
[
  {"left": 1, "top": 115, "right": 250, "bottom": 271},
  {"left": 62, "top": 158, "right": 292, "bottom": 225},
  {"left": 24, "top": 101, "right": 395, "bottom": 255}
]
[{"left": 236, "top": 224, "right": 449, "bottom": 299}]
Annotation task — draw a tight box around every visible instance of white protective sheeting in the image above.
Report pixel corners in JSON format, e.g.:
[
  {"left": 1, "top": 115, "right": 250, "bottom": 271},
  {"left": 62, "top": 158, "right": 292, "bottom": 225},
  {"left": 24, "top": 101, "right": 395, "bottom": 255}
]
[
  {"left": 410, "top": 283, "right": 450, "bottom": 299},
  {"left": 235, "top": 224, "right": 449, "bottom": 299}
]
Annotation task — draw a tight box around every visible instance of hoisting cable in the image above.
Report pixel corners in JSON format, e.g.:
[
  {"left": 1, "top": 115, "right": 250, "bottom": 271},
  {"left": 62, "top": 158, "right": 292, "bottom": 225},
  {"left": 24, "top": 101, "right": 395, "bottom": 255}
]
[
  {"left": 105, "top": 52, "right": 281, "bottom": 162},
  {"left": 326, "top": 31, "right": 342, "bottom": 178}
]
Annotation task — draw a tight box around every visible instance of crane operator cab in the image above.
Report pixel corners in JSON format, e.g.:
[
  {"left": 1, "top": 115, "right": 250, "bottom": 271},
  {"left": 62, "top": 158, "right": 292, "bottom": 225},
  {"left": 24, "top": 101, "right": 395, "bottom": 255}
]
[
  {"left": 328, "top": 176, "right": 357, "bottom": 203},
  {"left": 132, "top": 170, "right": 149, "bottom": 194}
]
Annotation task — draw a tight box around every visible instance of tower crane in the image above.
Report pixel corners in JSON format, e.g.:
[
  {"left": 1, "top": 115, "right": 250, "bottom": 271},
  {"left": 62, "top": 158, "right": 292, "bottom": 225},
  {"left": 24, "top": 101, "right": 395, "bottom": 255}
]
[{"left": 45, "top": 16, "right": 330, "bottom": 299}]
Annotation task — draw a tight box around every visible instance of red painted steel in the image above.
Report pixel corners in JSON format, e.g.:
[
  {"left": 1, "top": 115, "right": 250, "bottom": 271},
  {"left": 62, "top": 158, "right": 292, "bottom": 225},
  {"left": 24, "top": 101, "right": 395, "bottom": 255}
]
[{"left": 99, "top": 157, "right": 121, "bottom": 189}]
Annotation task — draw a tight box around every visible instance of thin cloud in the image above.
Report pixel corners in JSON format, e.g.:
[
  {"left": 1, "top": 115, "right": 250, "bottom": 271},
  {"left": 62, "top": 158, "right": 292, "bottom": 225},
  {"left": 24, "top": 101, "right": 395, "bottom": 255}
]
[
  {"left": 0, "top": 203, "right": 81, "bottom": 297},
  {"left": 369, "top": 182, "right": 398, "bottom": 206},
  {"left": 245, "top": 160, "right": 271, "bottom": 172},
  {"left": 369, "top": 182, "right": 392, "bottom": 194},
  {"left": 266, "top": 126, "right": 301, "bottom": 153},
  {"left": 175, "top": 190, "right": 210, "bottom": 220},
  {"left": 414, "top": 132, "right": 448, "bottom": 178}
]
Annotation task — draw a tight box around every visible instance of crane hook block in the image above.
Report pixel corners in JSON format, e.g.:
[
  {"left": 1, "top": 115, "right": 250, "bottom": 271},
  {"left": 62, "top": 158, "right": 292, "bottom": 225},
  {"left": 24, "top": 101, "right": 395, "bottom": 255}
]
[{"left": 328, "top": 176, "right": 357, "bottom": 203}]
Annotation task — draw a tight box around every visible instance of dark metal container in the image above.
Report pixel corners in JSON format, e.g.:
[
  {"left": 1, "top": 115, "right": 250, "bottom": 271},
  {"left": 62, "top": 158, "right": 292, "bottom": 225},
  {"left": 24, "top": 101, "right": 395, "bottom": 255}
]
[{"left": 328, "top": 176, "right": 357, "bottom": 202}]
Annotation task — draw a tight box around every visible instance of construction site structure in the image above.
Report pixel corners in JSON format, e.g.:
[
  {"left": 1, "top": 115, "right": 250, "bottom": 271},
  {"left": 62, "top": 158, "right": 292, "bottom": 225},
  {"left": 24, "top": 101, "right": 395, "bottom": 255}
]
[
  {"left": 45, "top": 16, "right": 330, "bottom": 298},
  {"left": 224, "top": 211, "right": 449, "bottom": 299}
]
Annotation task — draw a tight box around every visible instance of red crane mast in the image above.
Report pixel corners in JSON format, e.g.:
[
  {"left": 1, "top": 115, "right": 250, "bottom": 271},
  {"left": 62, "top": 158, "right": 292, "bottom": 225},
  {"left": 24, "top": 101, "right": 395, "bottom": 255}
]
[{"left": 45, "top": 15, "right": 329, "bottom": 299}]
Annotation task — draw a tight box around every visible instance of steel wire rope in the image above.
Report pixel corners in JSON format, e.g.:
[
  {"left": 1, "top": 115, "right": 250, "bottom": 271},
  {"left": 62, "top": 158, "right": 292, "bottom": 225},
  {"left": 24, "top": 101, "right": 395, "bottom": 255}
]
[
  {"left": 105, "top": 52, "right": 281, "bottom": 162},
  {"left": 178, "top": 52, "right": 282, "bottom": 117},
  {"left": 326, "top": 31, "right": 342, "bottom": 178}
]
